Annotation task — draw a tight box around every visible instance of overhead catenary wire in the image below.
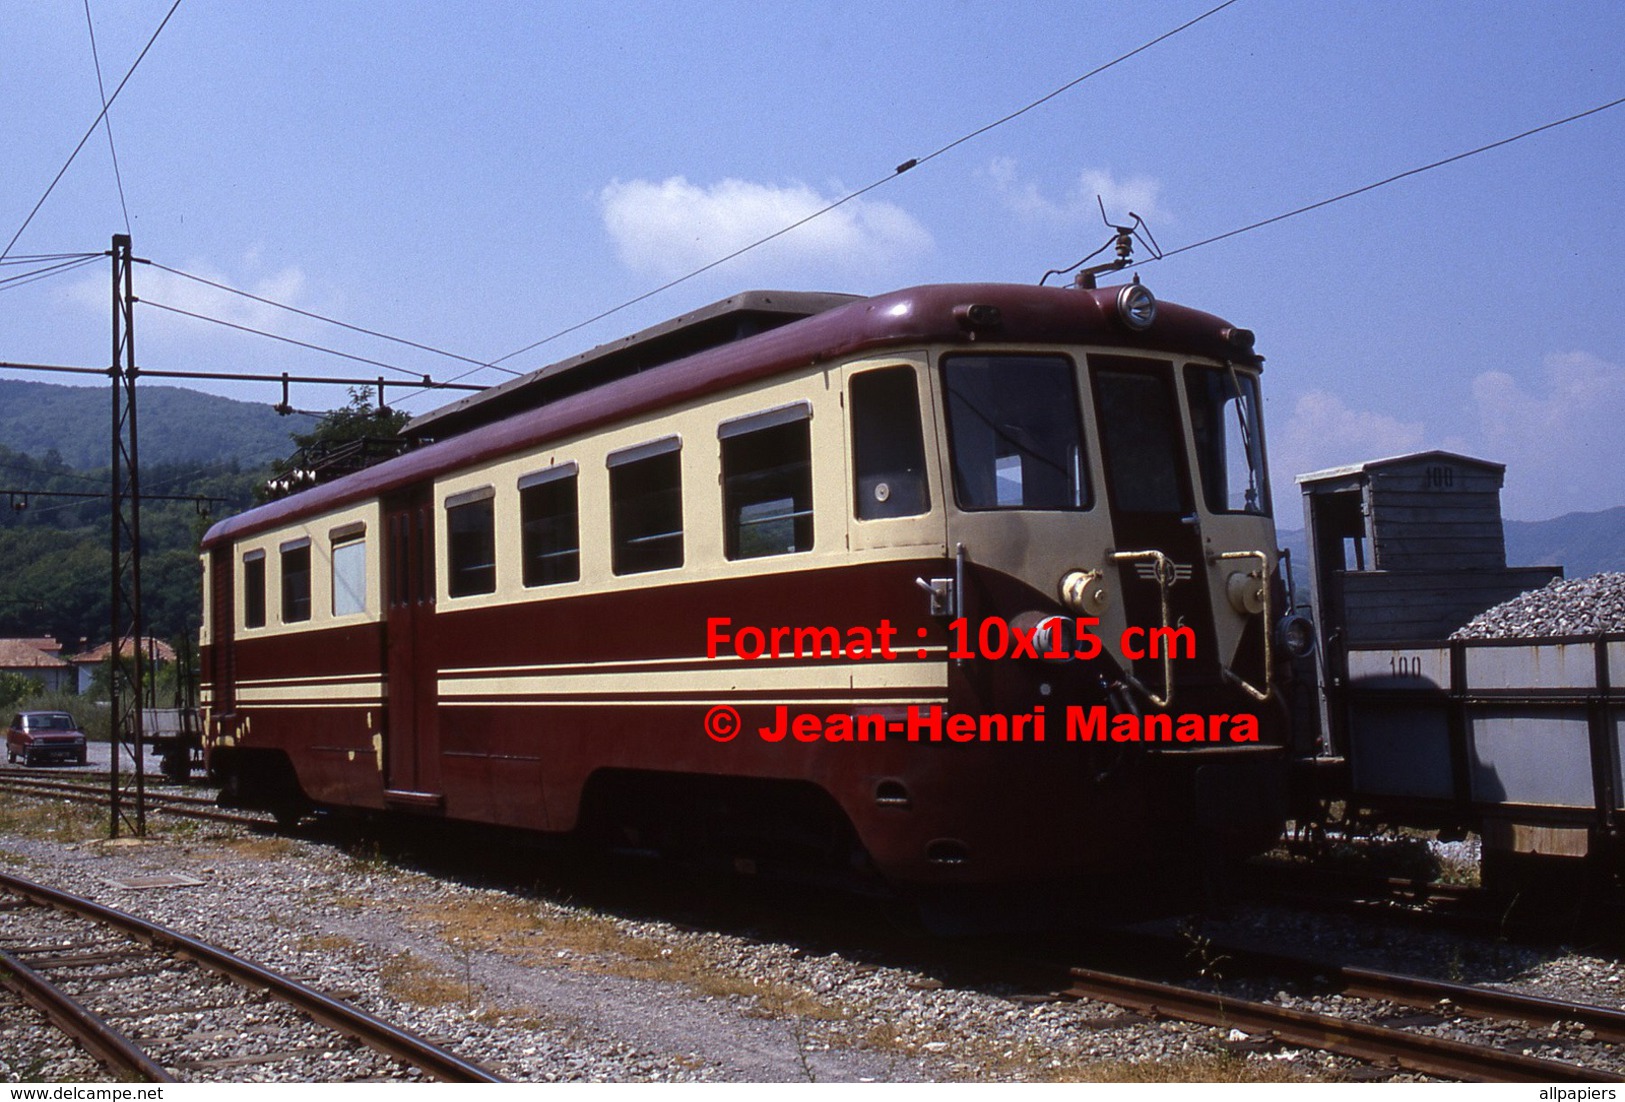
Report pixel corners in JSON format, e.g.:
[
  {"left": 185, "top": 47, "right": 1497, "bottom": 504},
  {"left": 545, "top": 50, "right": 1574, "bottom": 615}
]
[
  {"left": 83, "top": 0, "right": 132, "bottom": 237},
  {"left": 0, "top": 255, "right": 103, "bottom": 292},
  {"left": 138, "top": 297, "right": 467, "bottom": 383},
  {"left": 482, "top": 0, "right": 1243, "bottom": 376},
  {"left": 144, "top": 260, "right": 521, "bottom": 378},
  {"left": 1156, "top": 93, "right": 1625, "bottom": 262},
  {"left": 0, "top": 0, "right": 182, "bottom": 262},
  {"left": 11, "top": 1, "right": 1233, "bottom": 410},
  {"left": 0, "top": 252, "right": 102, "bottom": 265}
]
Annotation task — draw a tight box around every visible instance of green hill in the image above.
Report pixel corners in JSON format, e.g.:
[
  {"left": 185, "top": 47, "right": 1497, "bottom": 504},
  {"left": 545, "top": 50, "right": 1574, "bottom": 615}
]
[
  {"left": 0, "top": 378, "right": 315, "bottom": 469},
  {"left": 1504, "top": 506, "right": 1625, "bottom": 578},
  {"left": 0, "top": 379, "right": 321, "bottom": 646}
]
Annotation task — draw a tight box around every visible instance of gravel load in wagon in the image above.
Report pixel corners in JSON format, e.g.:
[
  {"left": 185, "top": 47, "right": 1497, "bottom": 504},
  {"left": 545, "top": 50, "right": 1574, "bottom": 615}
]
[{"left": 1450, "top": 571, "right": 1625, "bottom": 639}]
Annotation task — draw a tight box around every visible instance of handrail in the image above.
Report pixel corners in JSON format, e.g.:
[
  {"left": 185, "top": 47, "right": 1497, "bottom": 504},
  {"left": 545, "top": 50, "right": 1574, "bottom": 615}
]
[
  {"left": 1107, "top": 549, "right": 1176, "bottom": 709},
  {"left": 1213, "top": 548, "right": 1274, "bottom": 702}
]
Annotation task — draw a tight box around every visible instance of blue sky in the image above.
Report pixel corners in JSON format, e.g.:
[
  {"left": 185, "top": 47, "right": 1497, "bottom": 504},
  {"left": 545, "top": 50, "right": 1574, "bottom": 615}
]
[{"left": 3, "top": 1, "right": 1622, "bottom": 521}]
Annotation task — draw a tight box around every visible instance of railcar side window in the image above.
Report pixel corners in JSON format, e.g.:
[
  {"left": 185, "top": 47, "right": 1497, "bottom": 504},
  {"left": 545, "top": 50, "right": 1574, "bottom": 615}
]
[
  {"left": 520, "top": 464, "right": 581, "bottom": 586},
  {"left": 280, "top": 541, "right": 311, "bottom": 623},
  {"left": 942, "top": 354, "right": 1088, "bottom": 511},
  {"left": 243, "top": 551, "right": 266, "bottom": 629},
  {"left": 609, "top": 438, "right": 684, "bottom": 575},
  {"left": 850, "top": 367, "right": 929, "bottom": 519},
  {"left": 331, "top": 526, "right": 367, "bottom": 616},
  {"left": 1185, "top": 365, "right": 1270, "bottom": 515},
  {"left": 446, "top": 488, "right": 497, "bottom": 597},
  {"left": 720, "top": 405, "right": 813, "bottom": 559}
]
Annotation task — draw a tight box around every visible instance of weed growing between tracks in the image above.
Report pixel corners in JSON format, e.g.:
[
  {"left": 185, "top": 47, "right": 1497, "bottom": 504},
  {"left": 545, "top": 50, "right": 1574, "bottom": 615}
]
[
  {"left": 0, "top": 794, "right": 104, "bottom": 843},
  {"left": 397, "top": 893, "right": 1316, "bottom": 1082},
  {"left": 403, "top": 894, "right": 845, "bottom": 1021},
  {"left": 220, "top": 835, "right": 302, "bottom": 860},
  {"left": 381, "top": 949, "right": 469, "bottom": 1007}
]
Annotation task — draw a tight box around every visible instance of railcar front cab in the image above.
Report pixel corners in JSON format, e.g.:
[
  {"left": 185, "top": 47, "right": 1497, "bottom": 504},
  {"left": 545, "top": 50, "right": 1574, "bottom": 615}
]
[{"left": 867, "top": 282, "right": 1311, "bottom": 870}]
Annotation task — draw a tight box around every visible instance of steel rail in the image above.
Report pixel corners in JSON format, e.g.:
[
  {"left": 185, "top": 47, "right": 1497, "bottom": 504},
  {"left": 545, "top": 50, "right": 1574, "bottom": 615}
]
[
  {"left": 1181, "top": 933, "right": 1625, "bottom": 1046},
  {"left": 0, "top": 774, "right": 218, "bottom": 807},
  {"left": 1065, "top": 966, "right": 1622, "bottom": 1083},
  {"left": 1081, "top": 924, "right": 1625, "bottom": 1046},
  {"left": 0, "top": 776, "right": 269, "bottom": 829},
  {"left": 0, "top": 945, "right": 174, "bottom": 1081},
  {"left": 0, "top": 871, "right": 505, "bottom": 1082}
]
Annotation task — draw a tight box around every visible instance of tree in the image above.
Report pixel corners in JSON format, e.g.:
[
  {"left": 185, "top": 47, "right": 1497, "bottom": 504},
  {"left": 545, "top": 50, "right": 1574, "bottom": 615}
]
[
  {"left": 0, "top": 672, "right": 43, "bottom": 713},
  {"left": 260, "top": 388, "right": 410, "bottom": 502}
]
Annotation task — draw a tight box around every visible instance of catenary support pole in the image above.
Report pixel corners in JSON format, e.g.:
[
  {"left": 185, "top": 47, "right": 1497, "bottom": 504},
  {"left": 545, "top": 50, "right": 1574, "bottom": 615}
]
[{"left": 108, "top": 233, "right": 146, "bottom": 837}]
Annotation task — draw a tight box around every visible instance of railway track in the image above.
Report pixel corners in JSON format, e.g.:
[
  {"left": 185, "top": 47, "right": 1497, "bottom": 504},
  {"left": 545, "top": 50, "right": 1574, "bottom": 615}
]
[
  {"left": 0, "top": 772, "right": 269, "bottom": 830},
  {"left": 1053, "top": 927, "right": 1625, "bottom": 1083},
  {"left": 0, "top": 870, "right": 504, "bottom": 1082},
  {"left": 7, "top": 768, "right": 1619, "bottom": 1081}
]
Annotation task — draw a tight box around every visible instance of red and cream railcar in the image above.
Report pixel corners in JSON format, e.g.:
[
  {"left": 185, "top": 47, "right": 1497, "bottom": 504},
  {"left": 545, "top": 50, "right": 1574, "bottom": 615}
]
[{"left": 199, "top": 280, "right": 1304, "bottom": 890}]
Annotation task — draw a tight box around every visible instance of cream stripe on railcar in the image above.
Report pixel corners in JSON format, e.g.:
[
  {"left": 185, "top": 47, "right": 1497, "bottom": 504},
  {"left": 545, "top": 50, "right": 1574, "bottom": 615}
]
[
  {"left": 441, "top": 645, "right": 951, "bottom": 678},
  {"left": 235, "top": 678, "right": 385, "bottom": 706},
  {"left": 440, "top": 654, "right": 949, "bottom": 701},
  {"left": 234, "top": 672, "right": 392, "bottom": 688}
]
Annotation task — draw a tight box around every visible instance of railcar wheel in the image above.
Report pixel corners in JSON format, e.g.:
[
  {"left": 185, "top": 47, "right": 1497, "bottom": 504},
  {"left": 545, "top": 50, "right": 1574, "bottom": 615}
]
[{"left": 159, "top": 747, "right": 190, "bottom": 782}]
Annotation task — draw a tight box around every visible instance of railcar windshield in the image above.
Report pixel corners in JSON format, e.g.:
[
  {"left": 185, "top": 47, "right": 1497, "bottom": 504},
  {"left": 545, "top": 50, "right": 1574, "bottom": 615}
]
[
  {"left": 942, "top": 354, "right": 1089, "bottom": 510},
  {"left": 1185, "top": 364, "right": 1270, "bottom": 516}
]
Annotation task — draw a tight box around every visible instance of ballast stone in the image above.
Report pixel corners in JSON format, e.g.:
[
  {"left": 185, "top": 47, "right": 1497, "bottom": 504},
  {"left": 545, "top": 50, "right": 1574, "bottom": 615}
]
[{"left": 1450, "top": 572, "right": 1625, "bottom": 640}]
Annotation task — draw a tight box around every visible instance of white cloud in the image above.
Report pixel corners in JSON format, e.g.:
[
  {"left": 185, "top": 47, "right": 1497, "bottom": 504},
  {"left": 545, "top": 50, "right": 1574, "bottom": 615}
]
[
  {"left": 989, "top": 158, "right": 1170, "bottom": 228},
  {"left": 66, "top": 255, "right": 313, "bottom": 337},
  {"left": 1277, "top": 389, "right": 1428, "bottom": 473},
  {"left": 1269, "top": 389, "right": 1427, "bottom": 512},
  {"left": 598, "top": 176, "right": 932, "bottom": 280},
  {"left": 1267, "top": 354, "right": 1625, "bottom": 522},
  {"left": 1469, "top": 351, "right": 1625, "bottom": 519}
]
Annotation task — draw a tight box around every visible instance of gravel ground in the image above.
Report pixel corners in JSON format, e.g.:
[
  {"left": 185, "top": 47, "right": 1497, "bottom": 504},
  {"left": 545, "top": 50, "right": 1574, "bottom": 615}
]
[{"left": 0, "top": 805, "right": 1619, "bottom": 1083}]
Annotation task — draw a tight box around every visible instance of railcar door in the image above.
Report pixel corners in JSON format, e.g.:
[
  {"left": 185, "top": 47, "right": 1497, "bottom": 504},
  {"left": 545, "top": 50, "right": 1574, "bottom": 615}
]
[
  {"left": 1088, "top": 356, "right": 1218, "bottom": 685},
  {"left": 207, "top": 546, "right": 235, "bottom": 718},
  {"left": 383, "top": 486, "right": 443, "bottom": 805}
]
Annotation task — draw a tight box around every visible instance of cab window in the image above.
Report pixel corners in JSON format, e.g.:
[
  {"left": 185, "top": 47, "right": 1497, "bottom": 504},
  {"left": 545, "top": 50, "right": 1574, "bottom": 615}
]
[
  {"left": 1186, "top": 364, "right": 1270, "bottom": 515},
  {"left": 850, "top": 367, "right": 929, "bottom": 519},
  {"left": 942, "top": 354, "right": 1088, "bottom": 510}
]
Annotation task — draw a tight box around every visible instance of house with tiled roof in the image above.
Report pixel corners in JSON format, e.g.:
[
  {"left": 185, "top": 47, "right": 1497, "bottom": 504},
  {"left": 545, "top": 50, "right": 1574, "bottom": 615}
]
[
  {"left": 69, "top": 637, "right": 177, "bottom": 694},
  {"left": 0, "top": 637, "right": 74, "bottom": 694}
]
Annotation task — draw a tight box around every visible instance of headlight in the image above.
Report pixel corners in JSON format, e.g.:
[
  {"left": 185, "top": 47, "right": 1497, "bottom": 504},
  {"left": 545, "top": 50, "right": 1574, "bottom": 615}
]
[
  {"left": 1276, "top": 614, "right": 1316, "bottom": 658},
  {"left": 1116, "top": 282, "right": 1156, "bottom": 330}
]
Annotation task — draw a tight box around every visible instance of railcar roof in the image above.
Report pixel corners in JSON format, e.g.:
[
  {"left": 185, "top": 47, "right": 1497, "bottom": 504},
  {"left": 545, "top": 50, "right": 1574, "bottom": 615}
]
[
  {"left": 404, "top": 289, "right": 861, "bottom": 442},
  {"left": 203, "top": 281, "right": 1255, "bottom": 549}
]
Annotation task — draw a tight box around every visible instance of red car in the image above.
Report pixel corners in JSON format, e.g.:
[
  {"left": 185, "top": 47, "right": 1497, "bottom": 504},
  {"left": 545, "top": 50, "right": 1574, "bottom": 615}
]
[{"left": 6, "top": 711, "right": 89, "bottom": 767}]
